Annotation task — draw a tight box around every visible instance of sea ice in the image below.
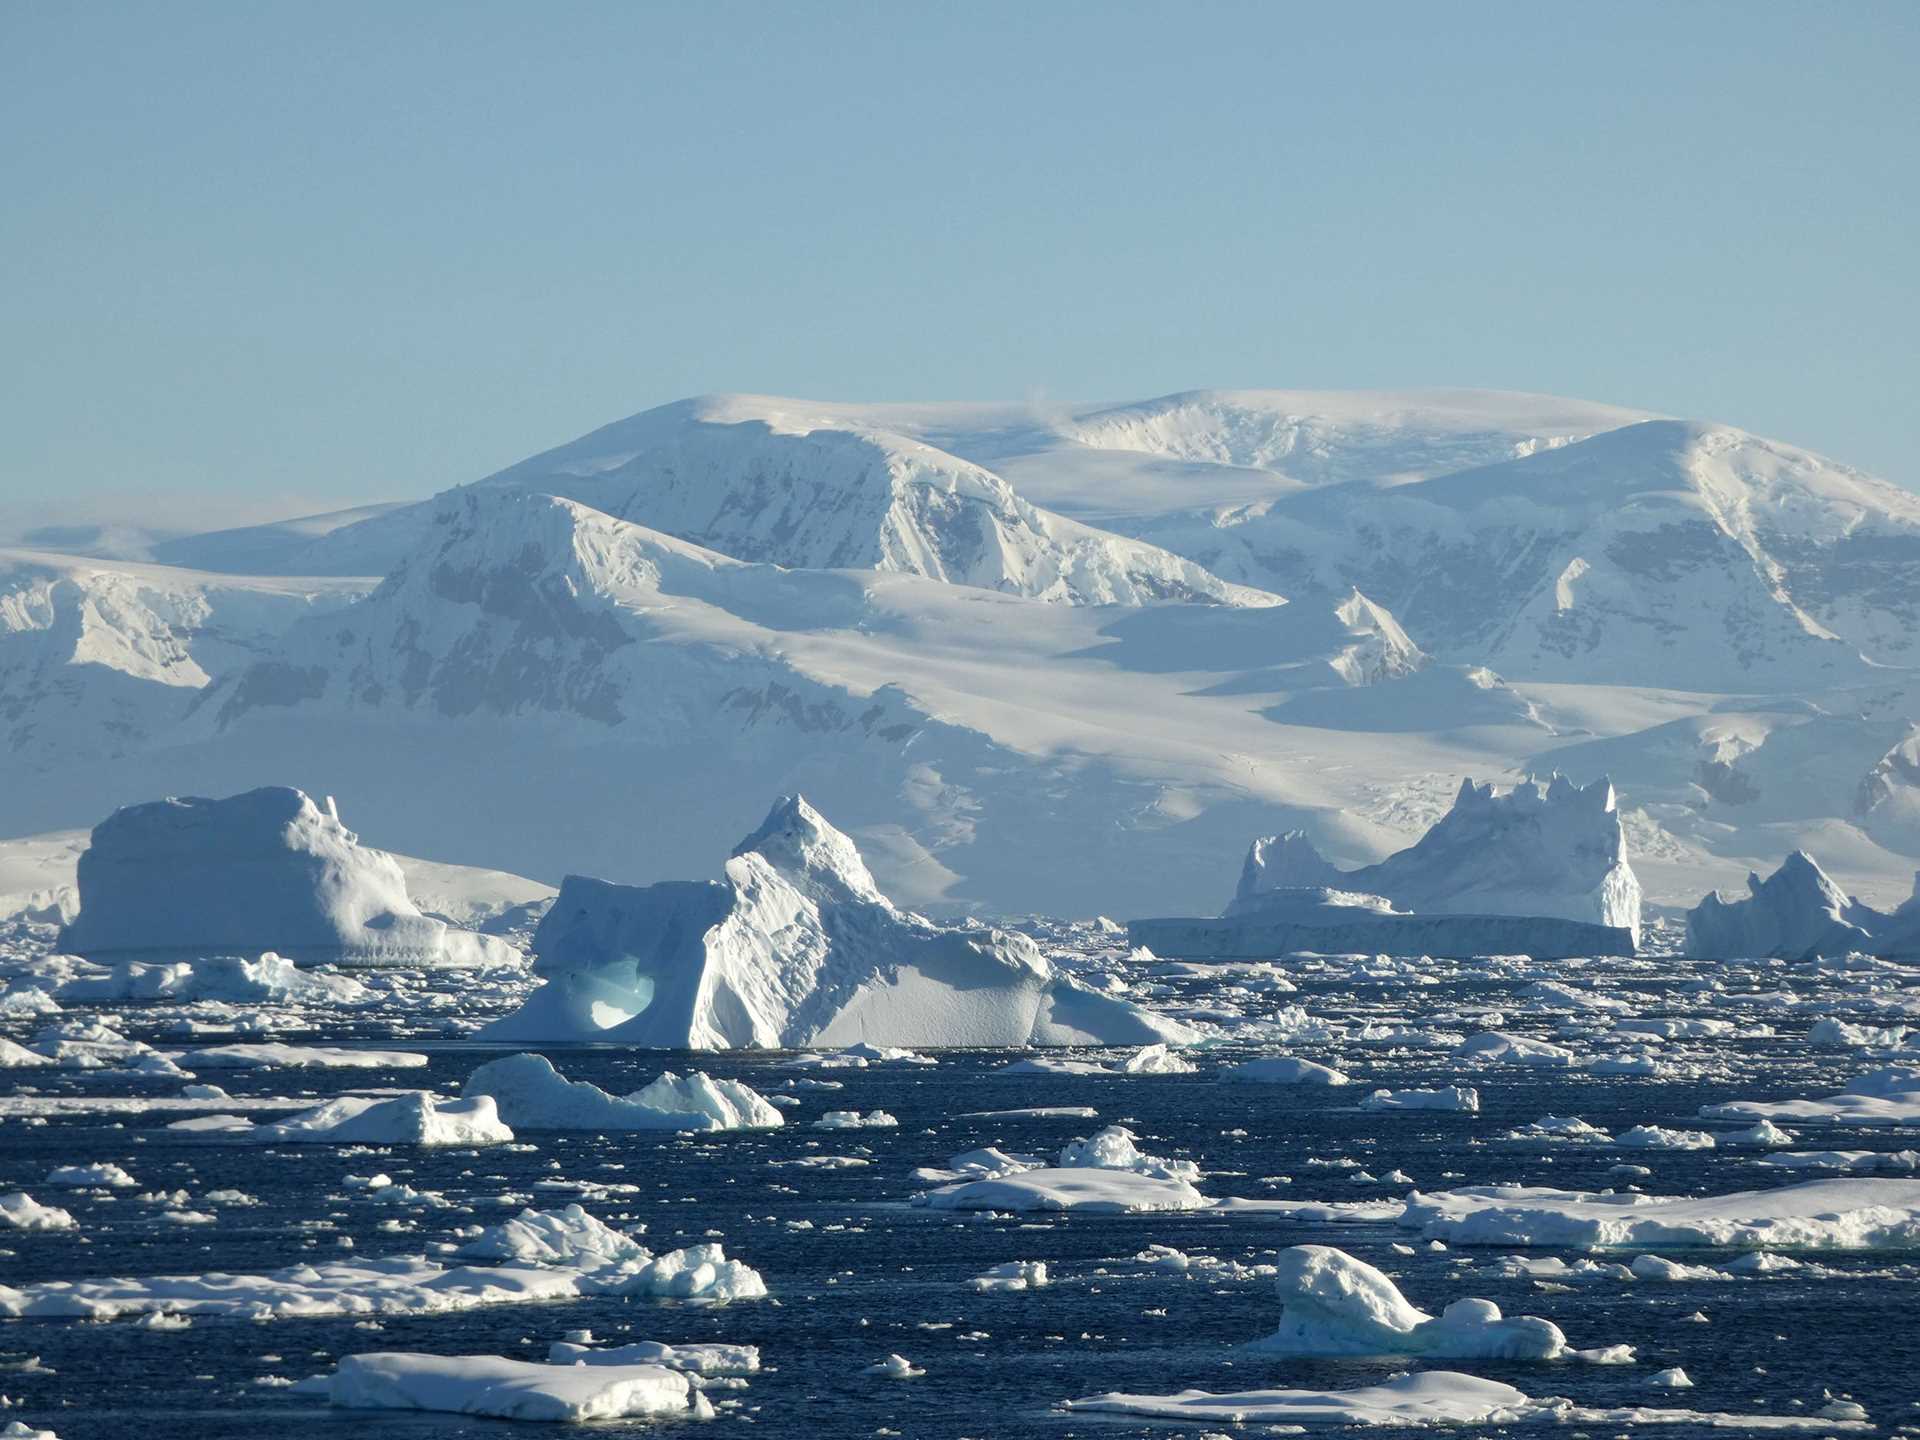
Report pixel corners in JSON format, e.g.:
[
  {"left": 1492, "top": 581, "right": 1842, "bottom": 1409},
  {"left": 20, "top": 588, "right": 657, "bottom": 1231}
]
[
  {"left": 1360, "top": 1087, "right": 1480, "bottom": 1112},
  {"left": 1218, "top": 1055, "right": 1350, "bottom": 1085}
]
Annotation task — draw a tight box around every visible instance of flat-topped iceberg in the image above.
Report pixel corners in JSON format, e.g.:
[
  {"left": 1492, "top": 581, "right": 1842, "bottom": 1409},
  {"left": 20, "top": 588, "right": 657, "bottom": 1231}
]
[
  {"left": 328, "top": 1352, "right": 701, "bottom": 1422},
  {"left": 1686, "top": 851, "right": 1920, "bottom": 959},
  {"left": 1230, "top": 774, "right": 1641, "bottom": 941},
  {"left": 1253, "top": 1245, "right": 1568, "bottom": 1359},
  {"left": 481, "top": 795, "right": 1196, "bottom": 1049},
  {"left": 55, "top": 787, "right": 517, "bottom": 968},
  {"left": 1702, "top": 1066, "right": 1920, "bottom": 1128}
]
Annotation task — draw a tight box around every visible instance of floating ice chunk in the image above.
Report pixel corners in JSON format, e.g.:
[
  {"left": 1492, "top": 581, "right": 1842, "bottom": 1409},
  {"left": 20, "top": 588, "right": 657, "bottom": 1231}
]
[
  {"left": 0, "top": 1038, "right": 54, "bottom": 1069},
  {"left": 453, "top": 1204, "right": 652, "bottom": 1269},
  {"left": 546, "top": 1339, "right": 759, "bottom": 1375},
  {"left": 55, "top": 787, "right": 517, "bottom": 969},
  {"left": 1120, "top": 1043, "right": 1198, "bottom": 1074},
  {"left": 0, "top": 1193, "right": 75, "bottom": 1231},
  {"left": 864, "top": 1354, "right": 923, "bottom": 1379},
  {"left": 968, "top": 1261, "right": 1049, "bottom": 1293},
  {"left": 1505, "top": 1113, "right": 1612, "bottom": 1152},
  {"left": 1056, "top": 1126, "right": 1198, "bottom": 1181},
  {"left": 1702, "top": 1066, "right": 1920, "bottom": 1128},
  {"left": 1809, "top": 1018, "right": 1912, "bottom": 1049},
  {"left": 208, "top": 1093, "right": 513, "bottom": 1147},
  {"left": 1616, "top": 1125, "right": 1716, "bottom": 1150},
  {"left": 1725, "top": 1120, "right": 1795, "bottom": 1147},
  {"left": 1649, "top": 1367, "right": 1694, "bottom": 1388},
  {"left": 483, "top": 796, "right": 1195, "bottom": 1049},
  {"left": 328, "top": 1352, "right": 695, "bottom": 1421},
  {"left": 1219, "top": 1056, "right": 1350, "bottom": 1085},
  {"left": 812, "top": 1109, "right": 898, "bottom": 1130},
  {"left": 1252, "top": 1245, "right": 1568, "bottom": 1359},
  {"left": 1062, "top": 1371, "right": 1537, "bottom": 1426},
  {"left": 462, "top": 1053, "right": 782, "bottom": 1131},
  {"left": 1760, "top": 1150, "right": 1920, "bottom": 1173},
  {"left": 1061, "top": 1372, "right": 1872, "bottom": 1430},
  {"left": 1360, "top": 1087, "right": 1480, "bottom": 1112},
  {"left": 175, "top": 1043, "right": 429, "bottom": 1070},
  {"left": 1454, "top": 1032, "right": 1577, "bottom": 1067},
  {"left": 918, "top": 1168, "right": 1208, "bottom": 1214},
  {"left": 1401, "top": 1178, "right": 1920, "bottom": 1250},
  {"left": 1000, "top": 1056, "right": 1108, "bottom": 1075},
  {"left": 46, "top": 1163, "right": 136, "bottom": 1188}
]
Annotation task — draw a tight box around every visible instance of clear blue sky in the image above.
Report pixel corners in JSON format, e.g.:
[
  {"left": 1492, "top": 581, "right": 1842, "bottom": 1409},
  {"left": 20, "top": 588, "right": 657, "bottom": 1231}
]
[{"left": 3, "top": 1, "right": 1917, "bottom": 528}]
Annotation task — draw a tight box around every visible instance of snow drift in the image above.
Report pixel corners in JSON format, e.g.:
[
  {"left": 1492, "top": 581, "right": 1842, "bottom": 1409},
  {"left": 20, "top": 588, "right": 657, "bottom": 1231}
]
[
  {"left": 481, "top": 795, "right": 1196, "bottom": 1049},
  {"left": 55, "top": 787, "right": 517, "bottom": 968}
]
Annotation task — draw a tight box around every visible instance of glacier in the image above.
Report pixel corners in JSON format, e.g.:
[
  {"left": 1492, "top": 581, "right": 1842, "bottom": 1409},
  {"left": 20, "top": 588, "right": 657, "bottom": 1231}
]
[
  {"left": 481, "top": 795, "right": 1197, "bottom": 1049},
  {"left": 1685, "top": 849, "right": 1920, "bottom": 959}
]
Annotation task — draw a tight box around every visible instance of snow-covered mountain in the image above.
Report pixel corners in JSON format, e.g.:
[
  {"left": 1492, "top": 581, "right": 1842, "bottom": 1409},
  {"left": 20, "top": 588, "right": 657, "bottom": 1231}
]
[
  {"left": 0, "top": 548, "right": 368, "bottom": 766},
  {"left": 7, "top": 386, "right": 1918, "bottom": 916}
]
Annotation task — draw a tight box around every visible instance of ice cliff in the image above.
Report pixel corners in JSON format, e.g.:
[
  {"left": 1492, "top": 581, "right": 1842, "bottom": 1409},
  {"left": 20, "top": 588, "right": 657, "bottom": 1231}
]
[
  {"left": 481, "top": 795, "right": 1197, "bottom": 1049},
  {"left": 56, "top": 787, "right": 518, "bottom": 968}
]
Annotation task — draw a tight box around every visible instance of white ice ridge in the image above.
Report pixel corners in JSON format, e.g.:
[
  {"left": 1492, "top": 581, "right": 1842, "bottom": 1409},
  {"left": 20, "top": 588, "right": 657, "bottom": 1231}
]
[
  {"left": 1400, "top": 1178, "right": 1920, "bottom": 1250},
  {"left": 1685, "top": 850, "right": 1920, "bottom": 959},
  {"left": 54, "top": 787, "right": 518, "bottom": 968},
  {"left": 481, "top": 794, "right": 1198, "bottom": 1049},
  {"left": 1230, "top": 773, "right": 1642, "bottom": 941},
  {"left": 1252, "top": 1245, "right": 1569, "bottom": 1359},
  {"left": 50, "top": 952, "right": 369, "bottom": 1005},
  {"left": 327, "top": 1352, "right": 702, "bottom": 1421},
  {"left": 0, "top": 1204, "right": 765, "bottom": 1319},
  {"left": 462, "top": 1053, "right": 783, "bottom": 1131}
]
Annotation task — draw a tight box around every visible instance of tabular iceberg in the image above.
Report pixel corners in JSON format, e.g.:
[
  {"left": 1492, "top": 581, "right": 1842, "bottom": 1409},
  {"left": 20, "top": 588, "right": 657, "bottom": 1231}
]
[
  {"left": 1230, "top": 774, "right": 1641, "bottom": 940},
  {"left": 55, "top": 787, "right": 518, "bottom": 968},
  {"left": 480, "top": 795, "right": 1196, "bottom": 1050}
]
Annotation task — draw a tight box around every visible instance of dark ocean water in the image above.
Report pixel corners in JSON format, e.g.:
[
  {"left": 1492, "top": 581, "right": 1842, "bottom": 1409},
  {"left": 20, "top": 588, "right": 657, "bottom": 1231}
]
[{"left": 3, "top": 974, "right": 1918, "bottom": 1437}]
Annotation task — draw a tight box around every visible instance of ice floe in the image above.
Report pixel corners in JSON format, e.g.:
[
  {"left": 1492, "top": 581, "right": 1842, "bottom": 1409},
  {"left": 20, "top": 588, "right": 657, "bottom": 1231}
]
[{"left": 327, "top": 1352, "right": 701, "bottom": 1421}]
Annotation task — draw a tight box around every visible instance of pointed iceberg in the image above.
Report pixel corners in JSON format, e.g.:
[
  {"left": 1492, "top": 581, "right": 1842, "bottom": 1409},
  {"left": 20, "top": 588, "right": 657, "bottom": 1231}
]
[{"left": 481, "top": 795, "right": 1197, "bottom": 1049}]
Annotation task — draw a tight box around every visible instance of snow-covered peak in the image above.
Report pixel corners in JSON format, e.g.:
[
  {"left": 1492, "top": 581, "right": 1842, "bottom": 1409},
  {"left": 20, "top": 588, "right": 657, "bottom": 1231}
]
[
  {"left": 1057, "top": 388, "right": 1654, "bottom": 484},
  {"left": 729, "top": 794, "right": 886, "bottom": 909},
  {"left": 1329, "top": 589, "right": 1426, "bottom": 686},
  {"left": 462, "top": 395, "right": 1279, "bottom": 607}
]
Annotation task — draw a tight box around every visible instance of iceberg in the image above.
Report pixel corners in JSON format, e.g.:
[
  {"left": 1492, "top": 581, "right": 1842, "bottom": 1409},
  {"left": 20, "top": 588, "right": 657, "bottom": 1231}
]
[
  {"left": 461, "top": 1053, "right": 783, "bottom": 1131},
  {"left": 1685, "top": 851, "right": 1920, "bottom": 960},
  {"left": 55, "top": 788, "right": 518, "bottom": 969},
  {"left": 1252, "top": 1245, "right": 1568, "bottom": 1359},
  {"left": 1128, "top": 888, "right": 1634, "bottom": 962},
  {"left": 1230, "top": 774, "right": 1641, "bottom": 941},
  {"left": 1701, "top": 1066, "right": 1920, "bottom": 1128},
  {"left": 481, "top": 795, "right": 1197, "bottom": 1049}
]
